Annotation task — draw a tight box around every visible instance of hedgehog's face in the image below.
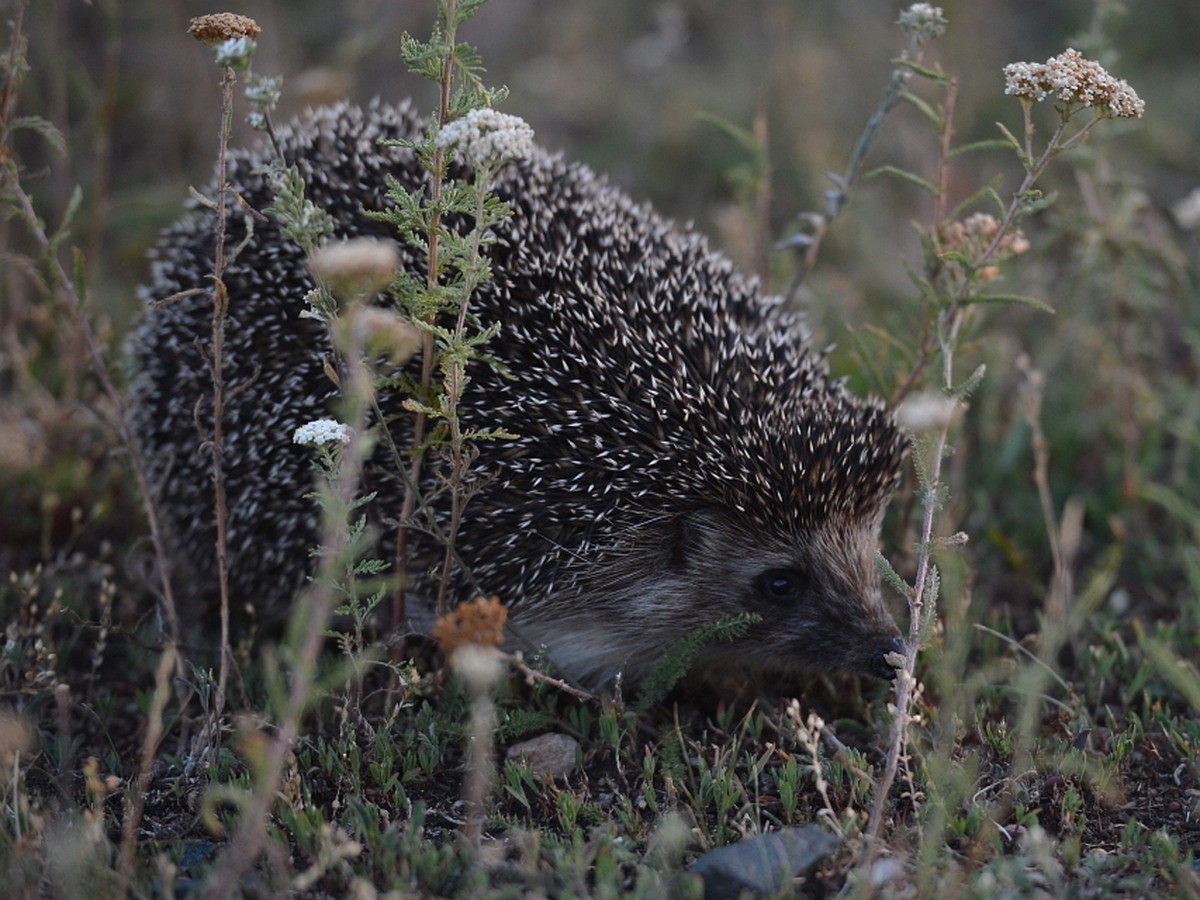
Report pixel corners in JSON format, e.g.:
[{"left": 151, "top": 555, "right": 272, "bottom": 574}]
[
  {"left": 662, "top": 506, "right": 905, "bottom": 681},
  {"left": 524, "top": 505, "right": 904, "bottom": 688}
]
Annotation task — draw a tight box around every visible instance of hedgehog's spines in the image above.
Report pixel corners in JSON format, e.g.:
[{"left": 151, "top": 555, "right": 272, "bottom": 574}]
[{"left": 129, "top": 101, "right": 907, "bottom": 686}]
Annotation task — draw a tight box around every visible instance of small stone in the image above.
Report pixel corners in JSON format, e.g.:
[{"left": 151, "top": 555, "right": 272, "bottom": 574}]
[
  {"left": 688, "top": 825, "right": 839, "bottom": 899},
  {"left": 505, "top": 732, "right": 580, "bottom": 779},
  {"left": 870, "top": 856, "right": 906, "bottom": 888}
]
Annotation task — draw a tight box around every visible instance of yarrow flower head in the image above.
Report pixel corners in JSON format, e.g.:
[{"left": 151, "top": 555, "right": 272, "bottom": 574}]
[
  {"left": 189, "top": 13, "right": 261, "bottom": 70},
  {"left": 293, "top": 418, "right": 352, "bottom": 448},
  {"left": 1003, "top": 48, "right": 1144, "bottom": 118},
  {"left": 939, "top": 212, "right": 1030, "bottom": 283},
  {"left": 436, "top": 108, "right": 535, "bottom": 167},
  {"left": 897, "top": 4, "right": 947, "bottom": 40},
  {"left": 187, "top": 12, "right": 261, "bottom": 46}
]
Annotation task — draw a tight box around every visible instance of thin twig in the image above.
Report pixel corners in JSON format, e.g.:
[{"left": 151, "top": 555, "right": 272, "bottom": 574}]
[
  {"left": 117, "top": 644, "right": 177, "bottom": 897},
  {"left": 208, "top": 63, "right": 237, "bottom": 739}
]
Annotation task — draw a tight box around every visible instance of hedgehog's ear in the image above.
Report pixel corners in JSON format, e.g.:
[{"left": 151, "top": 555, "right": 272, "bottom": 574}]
[
  {"left": 665, "top": 509, "right": 716, "bottom": 570},
  {"left": 665, "top": 514, "right": 692, "bottom": 570}
]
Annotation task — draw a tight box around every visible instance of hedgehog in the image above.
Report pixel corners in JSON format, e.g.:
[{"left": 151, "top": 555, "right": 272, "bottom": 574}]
[{"left": 128, "top": 100, "right": 908, "bottom": 689}]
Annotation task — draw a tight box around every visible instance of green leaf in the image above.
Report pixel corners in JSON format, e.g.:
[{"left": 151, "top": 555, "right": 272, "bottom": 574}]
[
  {"left": 947, "top": 175, "right": 1004, "bottom": 223},
  {"left": 696, "top": 112, "right": 761, "bottom": 157},
  {"left": 961, "top": 293, "right": 1055, "bottom": 314},
  {"left": 994, "top": 120, "right": 1025, "bottom": 154},
  {"left": 864, "top": 165, "right": 939, "bottom": 196},
  {"left": 862, "top": 323, "right": 917, "bottom": 364},
  {"left": 400, "top": 32, "right": 447, "bottom": 82},
  {"left": 463, "top": 427, "right": 518, "bottom": 442},
  {"left": 844, "top": 327, "right": 888, "bottom": 397},
  {"left": 877, "top": 552, "right": 912, "bottom": 600},
  {"left": 895, "top": 59, "right": 951, "bottom": 83},
  {"left": 454, "top": 0, "right": 491, "bottom": 27},
  {"left": 1142, "top": 483, "right": 1200, "bottom": 532},
  {"left": 900, "top": 91, "right": 942, "bottom": 128},
  {"left": 918, "top": 564, "right": 940, "bottom": 640},
  {"left": 948, "top": 138, "right": 1017, "bottom": 159},
  {"left": 1138, "top": 633, "right": 1200, "bottom": 715},
  {"left": 910, "top": 433, "right": 938, "bottom": 502},
  {"left": 9, "top": 115, "right": 67, "bottom": 155},
  {"left": 49, "top": 185, "right": 82, "bottom": 259},
  {"left": 71, "top": 247, "right": 88, "bottom": 306},
  {"left": 1017, "top": 190, "right": 1057, "bottom": 217},
  {"left": 949, "top": 363, "right": 987, "bottom": 401},
  {"left": 633, "top": 613, "right": 761, "bottom": 711}
]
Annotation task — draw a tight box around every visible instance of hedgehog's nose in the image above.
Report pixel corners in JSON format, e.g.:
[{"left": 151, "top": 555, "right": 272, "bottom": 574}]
[{"left": 869, "top": 637, "right": 908, "bottom": 680}]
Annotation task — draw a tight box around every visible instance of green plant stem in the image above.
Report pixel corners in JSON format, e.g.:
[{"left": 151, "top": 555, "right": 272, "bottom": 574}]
[
  {"left": 205, "top": 350, "right": 374, "bottom": 897},
  {"left": 396, "top": 0, "right": 459, "bottom": 627},
  {"left": 890, "top": 107, "right": 1091, "bottom": 407},
  {"left": 435, "top": 162, "right": 492, "bottom": 613},
  {"left": 785, "top": 33, "right": 934, "bottom": 300},
  {"left": 825, "top": 35, "right": 927, "bottom": 222},
  {"left": 864, "top": 77, "right": 964, "bottom": 869},
  {"left": 866, "top": 92, "right": 1107, "bottom": 873},
  {"left": 862, "top": 429, "right": 949, "bottom": 854}
]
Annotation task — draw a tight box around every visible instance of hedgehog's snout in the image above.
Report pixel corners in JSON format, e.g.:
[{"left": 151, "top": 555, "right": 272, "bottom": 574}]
[{"left": 869, "top": 637, "right": 908, "bottom": 680}]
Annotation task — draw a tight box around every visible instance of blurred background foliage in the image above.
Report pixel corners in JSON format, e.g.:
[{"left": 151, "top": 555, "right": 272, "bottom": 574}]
[{"left": 4, "top": 0, "right": 1200, "bottom": 630}]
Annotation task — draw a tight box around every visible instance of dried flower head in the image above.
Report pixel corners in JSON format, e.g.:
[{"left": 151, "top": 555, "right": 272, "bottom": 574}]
[
  {"left": 895, "top": 393, "right": 959, "bottom": 432},
  {"left": 897, "top": 4, "right": 947, "bottom": 40},
  {"left": 346, "top": 306, "right": 422, "bottom": 366},
  {"left": 0, "top": 709, "right": 34, "bottom": 784},
  {"left": 939, "top": 212, "right": 1030, "bottom": 276},
  {"left": 1003, "top": 48, "right": 1144, "bottom": 118},
  {"left": 452, "top": 643, "right": 505, "bottom": 695},
  {"left": 436, "top": 108, "right": 535, "bottom": 167},
  {"left": 187, "top": 12, "right": 261, "bottom": 46},
  {"left": 433, "top": 595, "right": 508, "bottom": 657},
  {"left": 309, "top": 237, "right": 402, "bottom": 301},
  {"left": 292, "top": 418, "right": 352, "bottom": 448}
]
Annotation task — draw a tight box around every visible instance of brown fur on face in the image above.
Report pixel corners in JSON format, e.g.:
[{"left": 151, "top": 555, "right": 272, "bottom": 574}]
[{"left": 506, "top": 506, "right": 903, "bottom": 689}]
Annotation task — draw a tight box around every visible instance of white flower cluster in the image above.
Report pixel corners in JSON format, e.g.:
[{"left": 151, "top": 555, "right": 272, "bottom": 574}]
[
  {"left": 292, "top": 418, "right": 352, "bottom": 448},
  {"left": 436, "top": 108, "right": 535, "bottom": 167},
  {"left": 897, "top": 4, "right": 947, "bottom": 39},
  {"left": 214, "top": 36, "right": 256, "bottom": 70},
  {"left": 1003, "top": 48, "right": 1144, "bottom": 119}
]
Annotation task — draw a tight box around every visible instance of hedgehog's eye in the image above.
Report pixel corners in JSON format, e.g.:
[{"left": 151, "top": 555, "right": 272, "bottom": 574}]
[{"left": 756, "top": 568, "right": 806, "bottom": 603}]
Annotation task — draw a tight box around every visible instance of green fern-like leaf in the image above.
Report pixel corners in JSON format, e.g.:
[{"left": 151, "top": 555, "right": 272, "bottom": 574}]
[{"left": 634, "top": 612, "right": 762, "bottom": 711}]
